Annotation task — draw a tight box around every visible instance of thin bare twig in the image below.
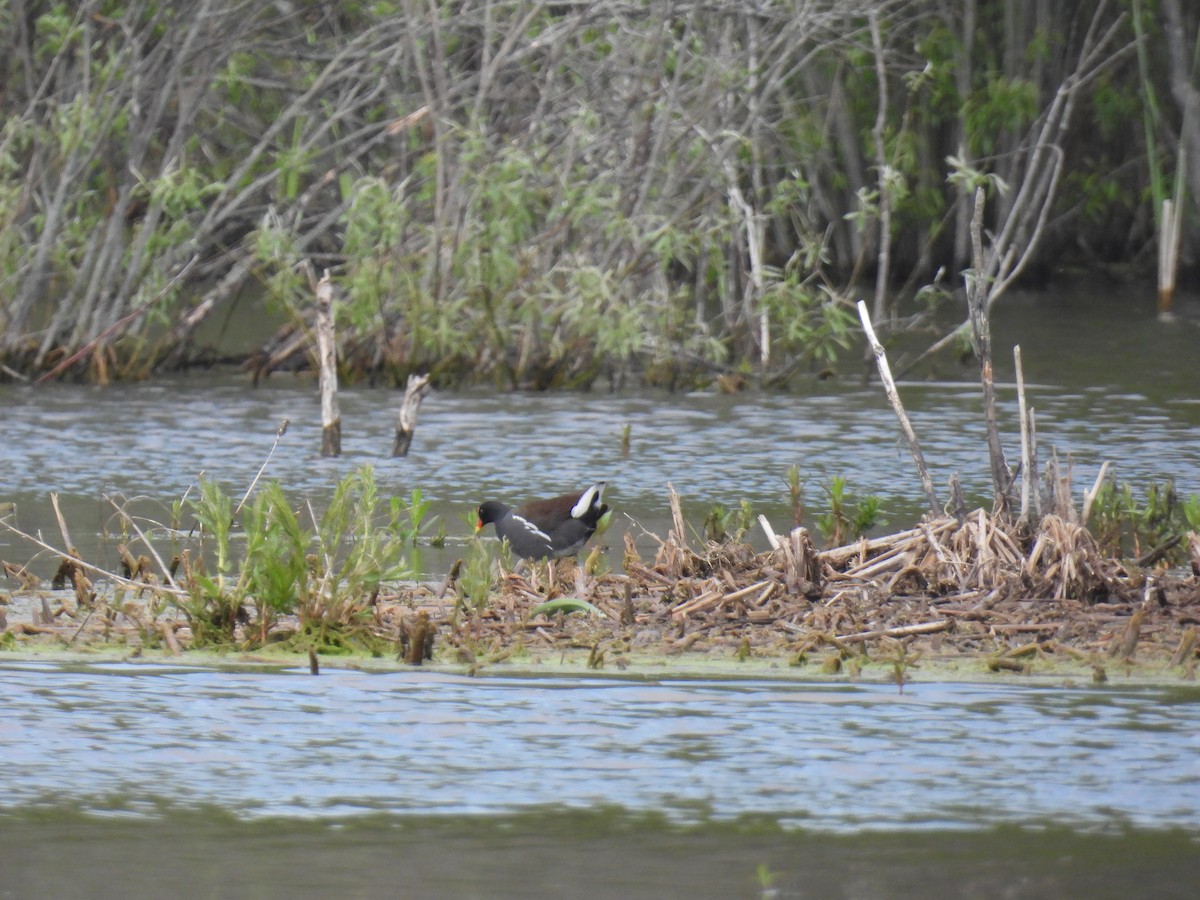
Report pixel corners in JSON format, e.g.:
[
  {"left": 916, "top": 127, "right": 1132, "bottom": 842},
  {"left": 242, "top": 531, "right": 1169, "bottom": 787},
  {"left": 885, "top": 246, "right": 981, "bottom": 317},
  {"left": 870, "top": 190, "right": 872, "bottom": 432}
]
[
  {"left": 0, "top": 517, "right": 185, "bottom": 597},
  {"left": 857, "top": 300, "right": 940, "bottom": 515},
  {"left": 234, "top": 419, "right": 291, "bottom": 517}
]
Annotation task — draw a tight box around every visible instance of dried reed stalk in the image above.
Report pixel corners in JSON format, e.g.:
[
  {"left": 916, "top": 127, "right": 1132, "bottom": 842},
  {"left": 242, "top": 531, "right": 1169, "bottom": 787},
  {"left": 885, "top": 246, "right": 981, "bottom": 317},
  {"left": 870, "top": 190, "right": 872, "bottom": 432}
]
[
  {"left": 1015, "top": 345, "right": 1033, "bottom": 523},
  {"left": 857, "top": 300, "right": 940, "bottom": 515},
  {"left": 835, "top": 620, "right": 949, "bottom": 644},
  {"left": 315, "top": 269, "right": 341, "bottom": 457}
]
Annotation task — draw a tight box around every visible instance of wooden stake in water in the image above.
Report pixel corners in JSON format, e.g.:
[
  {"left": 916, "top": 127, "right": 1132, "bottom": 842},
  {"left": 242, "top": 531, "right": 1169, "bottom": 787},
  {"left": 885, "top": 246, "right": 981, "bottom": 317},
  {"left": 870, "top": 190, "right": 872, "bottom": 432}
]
[
  {"left": 392, "top": 373, "right": 431, "bottom": 457},
  {"left": 1158, "top": 198, "right": 1181, "bottom": 315},
  {"left": 315, "top": 270, "right": 341, "bottom": 457}
]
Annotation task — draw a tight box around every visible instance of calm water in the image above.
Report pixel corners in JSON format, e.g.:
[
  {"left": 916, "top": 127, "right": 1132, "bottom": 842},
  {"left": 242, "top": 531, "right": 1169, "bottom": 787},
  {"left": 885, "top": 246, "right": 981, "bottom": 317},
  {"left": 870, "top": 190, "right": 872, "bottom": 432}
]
[{"left": 2, "top": 284, "right": 1200, "bottom": 896}]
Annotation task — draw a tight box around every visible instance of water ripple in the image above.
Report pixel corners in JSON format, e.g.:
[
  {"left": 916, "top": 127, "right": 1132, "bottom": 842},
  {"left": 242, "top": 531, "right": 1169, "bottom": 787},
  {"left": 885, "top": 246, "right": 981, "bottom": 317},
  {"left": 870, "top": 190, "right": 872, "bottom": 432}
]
[{"left": 1, "top": 663, "right": 1197, "bottom": 832}]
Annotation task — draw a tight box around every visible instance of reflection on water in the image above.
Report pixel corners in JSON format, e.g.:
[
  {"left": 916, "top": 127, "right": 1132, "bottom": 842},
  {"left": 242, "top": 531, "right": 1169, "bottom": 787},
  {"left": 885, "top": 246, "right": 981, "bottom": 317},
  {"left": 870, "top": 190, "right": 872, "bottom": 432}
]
[{"left": 4, "top": 808, "right": 1200, "bottom": 900}]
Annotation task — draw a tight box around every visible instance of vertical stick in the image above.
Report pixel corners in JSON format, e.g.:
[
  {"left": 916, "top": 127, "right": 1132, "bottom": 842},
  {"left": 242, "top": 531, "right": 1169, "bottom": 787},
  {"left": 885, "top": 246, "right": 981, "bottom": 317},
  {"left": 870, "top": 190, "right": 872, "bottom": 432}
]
[
  {"left": 724, "top": 165, "right": 768, "bottom": 367},
  {"left": 1158, "top": 198, "right": 1180, "bottom": 315},
  {"left": 315, "top": 269, "right": 341, "bottom": 457},
  {"left": 392, "top": 372, "right": 432, "bottom": 457},
  {"left": 49, "top": 492, "right": 77, "bottom": 556},
  {"left": 857, "top": 301, "right": 940, "bottom": 516},
  {"left": 1014, "top": 345, "right": 1031, "bottom": 523},
  {"left": 966, "top": 187, "right": 1013, "bottom": 514},
  {"left": 1028, "top": 405, "right": 1040, "bottom": 518},
  {"left": 667, "top": 482, "right": 689, "bottom": 552},
  {"left": 1081, "top": 461, "right": 1112, "bottom": 528},
  {"left": 869, "top": 10, "right": 892, "bottom": 324}
]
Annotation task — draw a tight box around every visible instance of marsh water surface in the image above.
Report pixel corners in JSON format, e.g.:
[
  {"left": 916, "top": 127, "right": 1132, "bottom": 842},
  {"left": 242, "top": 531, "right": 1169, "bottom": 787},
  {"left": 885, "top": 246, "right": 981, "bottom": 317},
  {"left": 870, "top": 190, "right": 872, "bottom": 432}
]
[
  {"left": 1, "top": 663, "right": 1199, "bottom": 898},
  {"left": 2, "top": 284, "right": 1200, "bottom": 897}
]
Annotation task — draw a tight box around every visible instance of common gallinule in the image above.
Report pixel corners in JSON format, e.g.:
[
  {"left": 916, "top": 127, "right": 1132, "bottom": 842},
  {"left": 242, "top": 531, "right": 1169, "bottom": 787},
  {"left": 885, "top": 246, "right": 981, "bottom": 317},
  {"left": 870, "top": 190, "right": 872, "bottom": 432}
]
[{"left": 476, "top": 482, "right": 609, "bottom": 560}]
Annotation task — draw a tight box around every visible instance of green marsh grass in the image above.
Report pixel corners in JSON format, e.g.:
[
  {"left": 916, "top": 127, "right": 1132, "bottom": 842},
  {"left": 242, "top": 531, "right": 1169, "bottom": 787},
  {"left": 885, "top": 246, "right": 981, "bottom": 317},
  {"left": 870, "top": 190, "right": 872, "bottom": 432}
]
[
  {"left": 1088, "top": 478, "right": 1200, "bottom": 565},
  {"left": 176, "top": 465, "right": 414, "bottom": 650}
]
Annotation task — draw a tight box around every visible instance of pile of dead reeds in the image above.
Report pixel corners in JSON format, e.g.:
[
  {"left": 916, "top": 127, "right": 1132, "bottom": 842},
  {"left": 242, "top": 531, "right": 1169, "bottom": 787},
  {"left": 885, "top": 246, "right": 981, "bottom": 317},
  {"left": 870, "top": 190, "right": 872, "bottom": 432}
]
[{"left": 408, "top": 478, "right": 1200, "bottom": 672}]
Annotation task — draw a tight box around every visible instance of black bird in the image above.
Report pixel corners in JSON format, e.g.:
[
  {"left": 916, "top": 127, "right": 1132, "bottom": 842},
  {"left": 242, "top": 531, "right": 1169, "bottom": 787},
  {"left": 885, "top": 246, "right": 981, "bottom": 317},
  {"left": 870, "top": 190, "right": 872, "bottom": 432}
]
[{"left": 476, "top": 482, "right": 609, "bottom": 560}]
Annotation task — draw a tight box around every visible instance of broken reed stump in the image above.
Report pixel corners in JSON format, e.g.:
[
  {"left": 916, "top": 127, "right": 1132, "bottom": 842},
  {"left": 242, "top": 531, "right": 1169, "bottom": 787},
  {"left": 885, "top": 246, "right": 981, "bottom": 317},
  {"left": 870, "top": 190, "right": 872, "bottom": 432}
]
[
  {"left": 315, "top": 269, "right": 341, "bottom": 457},
  {"left": 47, "top": 493, "right": 94, "bottom": 606},
  {"left": 1171, "top": 627, "right": 1197, "bottom": 668},
  {"left": 401, "top": 611, "right": 436, "bottom": 665},
  {"left": 1109, "top": 608, "right": 1145, "bottom": 661},
  {"left": 392, "top": 372, "right": 432, "bottom": 457},
  {"left": 759, "top": 515, "right": 822, "bottom": 596}
]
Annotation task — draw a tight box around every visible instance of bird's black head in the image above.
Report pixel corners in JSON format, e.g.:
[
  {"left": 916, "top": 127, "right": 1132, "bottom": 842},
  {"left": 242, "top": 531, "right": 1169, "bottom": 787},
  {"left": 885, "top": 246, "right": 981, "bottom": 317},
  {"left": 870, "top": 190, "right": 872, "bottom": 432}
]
[{"left": 476, "top": 500, "right": 508, "bottom": 528}]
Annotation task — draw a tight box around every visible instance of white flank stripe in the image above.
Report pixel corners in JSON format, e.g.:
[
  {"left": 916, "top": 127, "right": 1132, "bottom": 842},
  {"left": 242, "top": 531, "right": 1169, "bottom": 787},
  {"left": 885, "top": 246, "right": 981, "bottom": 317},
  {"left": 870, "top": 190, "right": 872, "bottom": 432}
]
[{"left": 513, "top": 515, "right": 552, "bottom": 543}]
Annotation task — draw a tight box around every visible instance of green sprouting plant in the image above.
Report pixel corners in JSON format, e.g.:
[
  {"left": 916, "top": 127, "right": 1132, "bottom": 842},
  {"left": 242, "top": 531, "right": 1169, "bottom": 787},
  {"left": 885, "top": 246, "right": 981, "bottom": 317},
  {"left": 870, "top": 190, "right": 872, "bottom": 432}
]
[
  {"left": 391, "top": 487, "right": 433, "bottom": 546},
  {"left": 754, "top": 863, "right": 778, "bottom": 899},
  {"left": 1138, "top": 480, "right": 1180, "bottom": 554},
  {"left": 178, "top": 476, "right": 292, "bottom": 646},
  {"left": 238, "top": 481, "right": 309, "bottom": 639},
  {"left": 300, "top": 465, "right": 414, "bottom": 643},
  {"left": 852, "top": 494, "right": 883, "bottom": 539},
  {"left": 1182, "top": 495, "right": 1200, "bottom": 533},
  {"left": 886, "top": 639, "right": 921, "bottom": 694},
  {"left": 1089, "top": 480, "right": 1139, "bottom": 557},
  {"left": 455, "top": 532, "right": 497, "bottom": 614},
  {"left": 703, "top": 500, "right": 754, "bottom": 544},
  {"left": 704, "top": 504, "right": 730, "bottom": 543},
  {"left": 1088, "top": 478, "right": 1200, "bottom": 565},
  {"left": 818, "top": 476, "right": 882, "bottom": 545},
  {"left": 179, "top": 476, "right": 242, "bottom": 645},
  {"left": 819, "top": 476, "right": 849, "bottom": 545},
  {"left": 173, "top": 467, "right": 414, "bottom": 650}
]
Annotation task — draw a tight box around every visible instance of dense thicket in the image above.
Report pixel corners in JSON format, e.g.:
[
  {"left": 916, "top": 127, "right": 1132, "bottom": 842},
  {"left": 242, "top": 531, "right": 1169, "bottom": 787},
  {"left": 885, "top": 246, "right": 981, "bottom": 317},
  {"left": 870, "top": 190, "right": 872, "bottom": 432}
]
[{"left": 0, "top": 0, "right": 1195, "bottom": 385}]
